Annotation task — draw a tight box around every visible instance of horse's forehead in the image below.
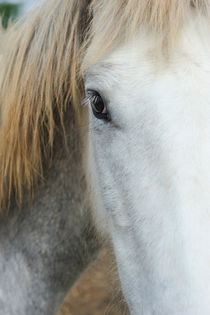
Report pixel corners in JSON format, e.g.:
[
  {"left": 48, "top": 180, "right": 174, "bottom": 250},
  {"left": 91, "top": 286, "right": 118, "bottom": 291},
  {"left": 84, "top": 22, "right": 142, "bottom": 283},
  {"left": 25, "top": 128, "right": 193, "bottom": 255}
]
[
  {"left": 87, "top": 17, "right": 210, "bottom": 88},
  {"left": 85, "top": 27, "right": 210, "bottom": 130}
]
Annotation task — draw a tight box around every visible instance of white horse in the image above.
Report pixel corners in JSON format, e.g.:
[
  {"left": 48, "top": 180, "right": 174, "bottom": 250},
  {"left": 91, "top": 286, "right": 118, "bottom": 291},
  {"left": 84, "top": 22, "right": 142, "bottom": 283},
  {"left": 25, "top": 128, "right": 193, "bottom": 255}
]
[{"left": 0, "top": 0, "right": 210, "bottom": 314}]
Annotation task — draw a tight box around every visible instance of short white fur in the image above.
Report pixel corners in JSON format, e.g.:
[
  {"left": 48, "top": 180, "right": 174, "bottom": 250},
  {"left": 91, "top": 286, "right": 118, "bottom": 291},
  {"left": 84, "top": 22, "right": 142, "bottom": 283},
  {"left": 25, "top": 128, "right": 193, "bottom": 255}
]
[{"left": 86, "top": 14, "right": 210, "bottom": 315}]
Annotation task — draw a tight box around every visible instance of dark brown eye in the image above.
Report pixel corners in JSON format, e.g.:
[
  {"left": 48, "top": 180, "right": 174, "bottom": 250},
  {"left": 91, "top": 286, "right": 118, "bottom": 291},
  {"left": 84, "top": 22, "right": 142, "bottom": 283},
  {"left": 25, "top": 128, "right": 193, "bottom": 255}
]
[{"left": 86, "top": 90, "right": 110, "bottom": 121}]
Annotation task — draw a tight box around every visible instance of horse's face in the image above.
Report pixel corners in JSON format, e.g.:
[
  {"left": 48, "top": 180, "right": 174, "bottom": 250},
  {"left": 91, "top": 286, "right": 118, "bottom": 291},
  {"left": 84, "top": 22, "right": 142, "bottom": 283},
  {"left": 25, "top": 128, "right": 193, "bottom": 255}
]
[{"left": 85, "top": 27, "right": 210, "bottom": 314}]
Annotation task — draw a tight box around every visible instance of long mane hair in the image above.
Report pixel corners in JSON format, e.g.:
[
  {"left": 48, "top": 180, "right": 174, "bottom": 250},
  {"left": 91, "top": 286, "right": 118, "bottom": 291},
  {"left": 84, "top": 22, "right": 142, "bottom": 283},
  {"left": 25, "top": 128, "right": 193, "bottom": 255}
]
[{"left": 0, "top": 0, "right": 208, "bottom": 210}]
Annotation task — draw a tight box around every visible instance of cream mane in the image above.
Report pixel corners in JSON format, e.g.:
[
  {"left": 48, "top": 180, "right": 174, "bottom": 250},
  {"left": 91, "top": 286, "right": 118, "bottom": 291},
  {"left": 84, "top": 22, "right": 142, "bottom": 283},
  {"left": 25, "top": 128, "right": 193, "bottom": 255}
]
[
  {"left": 84, "top": 0, "right": 210, "bottom": 67},
  {"left": 0, "top": 0, "right": 208, "bottom": 210}
]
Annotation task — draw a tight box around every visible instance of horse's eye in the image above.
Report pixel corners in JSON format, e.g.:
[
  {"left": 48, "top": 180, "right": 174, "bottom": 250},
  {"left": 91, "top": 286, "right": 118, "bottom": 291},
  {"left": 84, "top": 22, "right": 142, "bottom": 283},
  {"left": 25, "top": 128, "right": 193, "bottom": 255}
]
[{"left": 86, "top": 90, "right": 110, "bottom": 121}]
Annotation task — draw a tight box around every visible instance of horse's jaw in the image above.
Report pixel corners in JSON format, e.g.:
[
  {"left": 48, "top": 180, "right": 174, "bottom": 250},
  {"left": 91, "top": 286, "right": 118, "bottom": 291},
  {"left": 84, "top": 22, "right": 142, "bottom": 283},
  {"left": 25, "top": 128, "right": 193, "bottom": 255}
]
[{"left": 85, "top": 17, "right": 210, "bottom": 315}]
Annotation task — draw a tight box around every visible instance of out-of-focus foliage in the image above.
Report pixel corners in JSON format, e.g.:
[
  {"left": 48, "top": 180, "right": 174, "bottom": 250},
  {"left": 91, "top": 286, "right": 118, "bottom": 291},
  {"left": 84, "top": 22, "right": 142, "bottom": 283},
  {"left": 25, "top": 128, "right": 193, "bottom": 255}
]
[{"left": 0, "top": 3, "right": 21, "bottom": 28}]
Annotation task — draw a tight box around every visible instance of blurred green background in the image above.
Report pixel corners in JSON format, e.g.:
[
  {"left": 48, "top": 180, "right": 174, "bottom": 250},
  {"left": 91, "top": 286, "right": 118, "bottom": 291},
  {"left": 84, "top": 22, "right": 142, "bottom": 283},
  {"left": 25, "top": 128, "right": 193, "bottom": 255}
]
[{"left": 0, "top": 2, "right": 21, "bottom": 28}]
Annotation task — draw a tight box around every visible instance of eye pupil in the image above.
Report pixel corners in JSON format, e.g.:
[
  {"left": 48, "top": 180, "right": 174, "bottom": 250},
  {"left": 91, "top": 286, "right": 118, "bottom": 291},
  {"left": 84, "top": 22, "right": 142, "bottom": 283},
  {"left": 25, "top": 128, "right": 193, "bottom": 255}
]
[{"left": 92, "top": 96, "right": 104, "bottom": 113}]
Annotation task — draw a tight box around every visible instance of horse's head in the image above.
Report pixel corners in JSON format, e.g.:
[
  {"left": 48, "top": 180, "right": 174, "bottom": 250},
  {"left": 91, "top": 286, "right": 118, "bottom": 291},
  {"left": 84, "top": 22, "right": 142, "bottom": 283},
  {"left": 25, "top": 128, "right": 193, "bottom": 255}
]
[
  {"left": 1, "top": 0, "right": 210, "bottom": 313},
  {"left": 83, "top": 4, "right": 210, "bottom": 314}
]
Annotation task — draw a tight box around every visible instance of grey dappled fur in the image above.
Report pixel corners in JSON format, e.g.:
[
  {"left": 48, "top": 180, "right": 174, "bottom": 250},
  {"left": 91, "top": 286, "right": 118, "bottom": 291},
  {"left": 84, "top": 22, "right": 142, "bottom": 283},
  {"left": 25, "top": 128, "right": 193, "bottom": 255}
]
[{"left": 0, "top": 110, "right": 102, "bottom": 314}]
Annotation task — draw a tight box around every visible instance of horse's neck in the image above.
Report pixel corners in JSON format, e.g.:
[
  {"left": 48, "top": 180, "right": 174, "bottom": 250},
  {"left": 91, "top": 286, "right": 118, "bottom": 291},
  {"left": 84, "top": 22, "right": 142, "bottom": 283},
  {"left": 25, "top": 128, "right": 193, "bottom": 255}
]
[{"left": 0, "top": 112, "right": 101, "bottom": 314}]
